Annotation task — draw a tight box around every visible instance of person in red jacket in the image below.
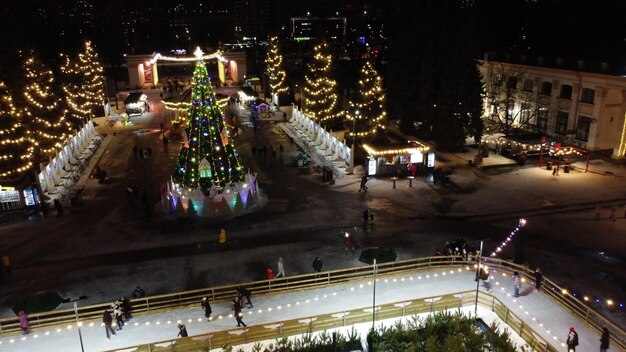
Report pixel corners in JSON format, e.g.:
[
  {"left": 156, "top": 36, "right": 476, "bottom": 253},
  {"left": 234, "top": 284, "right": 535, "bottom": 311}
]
[
  {"left": 266, "top": 267, "right": 275, "bottom": 280},
  {"left": 345, "top": 233, "right": 356, "bottom": 253}
]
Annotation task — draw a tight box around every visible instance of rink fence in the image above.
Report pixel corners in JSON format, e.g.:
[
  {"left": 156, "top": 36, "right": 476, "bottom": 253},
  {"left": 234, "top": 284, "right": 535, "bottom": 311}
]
[
  {"left": 0, "top": 257, "right": 623, "bottom": 350},
  {"left": 99, "top": 291, "right": 559, "bottom": 352}
]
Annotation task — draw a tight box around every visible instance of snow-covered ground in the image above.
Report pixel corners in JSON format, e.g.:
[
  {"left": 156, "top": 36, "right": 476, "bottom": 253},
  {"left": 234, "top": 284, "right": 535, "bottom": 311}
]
[{"left": 0, "top": 268, "right": 604, "bottom": 352}]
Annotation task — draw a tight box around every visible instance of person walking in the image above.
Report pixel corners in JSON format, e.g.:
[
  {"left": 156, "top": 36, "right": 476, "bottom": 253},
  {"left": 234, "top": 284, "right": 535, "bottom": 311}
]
[
  {"left": 600, "top": 327, "right": 610, "bottom": 352},
  {"left": 120, "top": 297, "right": 132, "bottom": 320},
  {"left": 201, "top": 297, "right": 212, "bottom": 319},
  {"left": 362, "top": 209, "right": 369, "bottom": 229},
  {"left": 162, "top": 136, "right": 169, "bottom": 152},
  {"left": 358, "top": 176, "right": 369, "bottom": 192},
  {"left": 609, "top": 205, "right": 617, "bottom": 222},
  {"left": 276, "top": 257, "right": 286, "bottom": 277},
  {"left": 566, "top": 327, "right": 579, "bottom": 351},
  {"left": 345, "top": 233, "right": 356, "bottom": 253},
  {"left": 237, "top": 287, "right": 253, "bottom": 308},
  {"left": 133, "top": 145, "right": 138, "bottom": 158},
  {"left": 113, "top": 302, "right": 125, "bottom": 330},
  {"left": 18, "top": 311, "right": 29, "bottom": 335},
  {"left": 534, "top": 268, "right": 543, "bottom": 292},
  {"left": 160, "top": 123, "right": 164, "bottom": 132},
  {"left": 132, "top": 286, "right": 146, "bottom": 298},
  {"left": 513, "top": 272, "right": 521, "bottom": 298},
  {"left": 102, "top": 310, "right": 116, "bottom": 338},
  {"left": 2, "top": 253, "right": 11, "bottom": 276},
  {"left": 312, "top": 257, "right": 323, "bottom": 272},
  {"left": 266, "top": 267, "right": 275, "bottom": 280},
  {"left": 233, "top": 299, "right": 247, "bottom": 327},
  {"left": 218, "top": 228, "right": 228, "bottom": 248},
  {"left": 54, "top": 199, "right": 63, "bottom": 217},
  {"left": 177, "top": 323, "right": 188, "bottom": 337}
]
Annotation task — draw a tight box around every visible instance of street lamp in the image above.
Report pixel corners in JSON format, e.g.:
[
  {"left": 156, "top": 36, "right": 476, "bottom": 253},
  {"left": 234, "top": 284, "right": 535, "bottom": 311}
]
[
  {"left": 372, "top": 258, "right": 377, "bottom": 329},
  {"left": 474, "top": 241, "right": 483, "bottom": 319},
  {"left": 295, "top": 84, "right": 304, "bottom": 110},
  {"left": 347, "top": 110, "right": 359, "bottom": 174},
  {"left": 63, "top": 296, "right": 88, "bottom": 352}
]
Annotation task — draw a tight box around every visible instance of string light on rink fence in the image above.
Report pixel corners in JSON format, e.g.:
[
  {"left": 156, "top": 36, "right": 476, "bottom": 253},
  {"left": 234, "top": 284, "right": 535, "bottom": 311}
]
[
  {"left": 1, "top": 266, "right": 617, "bottom": 347},
  {"left": 490, "top": 271, "right": 567, "bottom": 348}
]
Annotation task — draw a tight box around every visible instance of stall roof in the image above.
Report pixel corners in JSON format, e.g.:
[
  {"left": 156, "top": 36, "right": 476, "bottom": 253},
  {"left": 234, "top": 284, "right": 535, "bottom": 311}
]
[
  {"left": 124, "top": 92, "right": 146, "bottom": 105},
  {"left": 362, "top": 140, "right": 430, "bottom": 156}
]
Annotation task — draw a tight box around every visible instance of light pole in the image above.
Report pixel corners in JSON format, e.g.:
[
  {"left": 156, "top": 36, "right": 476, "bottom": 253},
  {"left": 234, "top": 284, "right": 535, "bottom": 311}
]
[
  {"left": 372, "top": 258, "right": 377, "bottom": 329},
  {"left": 63, "top": 296, "right": 88, "bottom": 352},
  {"left": 347, "top": 110, "right": 358, "bottom": 174},
  {"left": 474, "top": 241, "right": 483, "bottom": 319}
]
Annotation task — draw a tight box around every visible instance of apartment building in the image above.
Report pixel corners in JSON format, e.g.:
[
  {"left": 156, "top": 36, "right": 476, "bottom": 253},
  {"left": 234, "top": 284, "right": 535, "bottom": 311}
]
[{"left": 478, "top": 56, "right": 626, "bottom": 158}]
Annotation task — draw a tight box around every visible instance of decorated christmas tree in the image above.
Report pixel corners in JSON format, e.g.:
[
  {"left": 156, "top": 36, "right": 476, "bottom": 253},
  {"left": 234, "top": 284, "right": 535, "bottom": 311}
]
[
  {"left": 173, "top": 56, "right": 244, "bottom": 190},
  {"left": 60, "top": 40, "right": 105, "bottom": 123},
  {"left": 0, "top": 82, "right": 33, "bottom": 177},
  {"left": 346, "top": 59, "right": 387, "bottom": 138},
  {"left": 21, "top": 54, "right": 73, "bottom": 156},
  {"left": 264, "top": 36, "right": 287, "bottom": 97},
  {"left": 303, "top": 41, "right": 339, "bottom": 122}
]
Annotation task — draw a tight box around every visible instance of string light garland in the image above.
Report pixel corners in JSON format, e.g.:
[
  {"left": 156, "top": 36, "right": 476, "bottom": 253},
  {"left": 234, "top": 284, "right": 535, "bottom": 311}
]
[
  {"left": 59, "top": 41, "right": 105, "bottom": 124},
  {"left": 0, "top": 82, "right": 33, "bottom": 177},
  {"left": 172, "top": 59, "right": 244, "bottom": 189},
  {"left": 489, "top": 218, "right": 526, "bottom": 258},
  {"left": 346, "top": 60, "right": 387, "bottom": 137},
  {"left": 21, "top": 53, "right": 74, "bottom": 157},
  {"left": 264, "top": 36, "right": 288, "bottom": 96},
  {"left": 303, "top": 42, "right": 341, "bottom": 122}
]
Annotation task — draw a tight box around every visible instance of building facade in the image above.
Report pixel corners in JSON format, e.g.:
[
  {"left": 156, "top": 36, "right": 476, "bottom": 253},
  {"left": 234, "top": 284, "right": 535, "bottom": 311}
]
[{"left": 478, "top": 58, "right": 626, "bottom": 158}]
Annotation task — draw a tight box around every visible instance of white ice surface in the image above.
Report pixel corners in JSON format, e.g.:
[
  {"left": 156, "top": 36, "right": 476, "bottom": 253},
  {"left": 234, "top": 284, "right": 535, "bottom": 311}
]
[{"left": 0, "top": 268, "right": 603, "bottom": 352}]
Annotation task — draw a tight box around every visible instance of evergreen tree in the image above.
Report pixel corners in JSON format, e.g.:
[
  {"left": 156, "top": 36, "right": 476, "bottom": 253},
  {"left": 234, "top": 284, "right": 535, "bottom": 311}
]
[
  {"left": 0, "top": 82, "right": 32, "bottom": 177},
  {"left": 347, "top": 59, "right": 386, "bottom": 138},
  {"left": 60, "top": 53, "right": 90, "bottom": 125},
  {"left": 60, "top": 40, "right": 105, "bottom": 124},
  {"left": 79, "top": 41, "right": 105, "bottom": 117},
  {"left": 20, "top": 53, "right": 73, "bottom": 157},
  {"left": 264, "top": 36, "right": 287, "bottom": 97},
  {"left": 173, "top": 59, "right": 244, "bottom": 189},
  {"left": 303, "top": 41, "right": 340, "bottom": 123}
]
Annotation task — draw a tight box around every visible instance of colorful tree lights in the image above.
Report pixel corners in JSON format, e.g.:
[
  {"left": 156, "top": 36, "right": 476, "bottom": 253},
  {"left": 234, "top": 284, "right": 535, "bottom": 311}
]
[{"left": 173, "top": 59, "right": 244, "bottom": 189}]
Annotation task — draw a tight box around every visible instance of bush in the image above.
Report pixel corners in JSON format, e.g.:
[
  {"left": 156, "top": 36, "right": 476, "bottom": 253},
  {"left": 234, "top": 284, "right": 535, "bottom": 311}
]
[{"left": 221, "top": 311, "right": 518, "bottom": 352}]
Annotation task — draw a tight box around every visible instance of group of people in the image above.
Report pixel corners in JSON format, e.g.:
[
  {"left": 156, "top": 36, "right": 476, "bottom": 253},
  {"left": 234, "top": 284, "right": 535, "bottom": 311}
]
[
  {"left": 435, "top": 237, "right": 476, "bottom": 262},
  {"left": 252, "top": 144, "right": 284, "bottom": 164},
  {"left": 564, "top": 326, "right": 610, "bottom": 352},
  {"left": 265, "top": 256, "right": 325, "bottom": 280},
  {"left": 231, "top": 287, "right": 253, "bottom": 327},
  {"left": 596, "top": 204, "right": 626, "bottom": 222},
  {"left": 102, "top": 297, "right": 133, "bottom": 338},
  {"left": 132, "top": 145, "right": 153, "bottom": 161}
]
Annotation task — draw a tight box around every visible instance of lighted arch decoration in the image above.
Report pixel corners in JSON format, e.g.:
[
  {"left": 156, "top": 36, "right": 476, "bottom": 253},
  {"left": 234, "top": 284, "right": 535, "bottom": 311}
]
[{"left": 126, "top": 47, "right": 246, "bottom": 88}]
